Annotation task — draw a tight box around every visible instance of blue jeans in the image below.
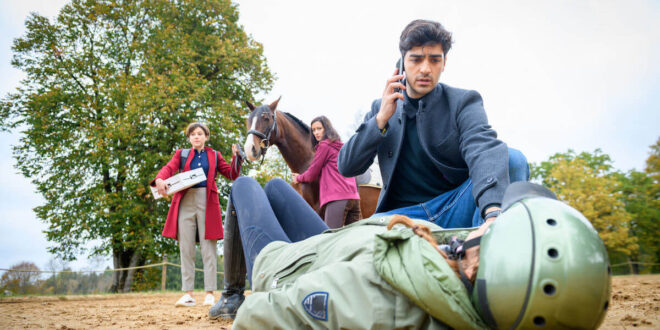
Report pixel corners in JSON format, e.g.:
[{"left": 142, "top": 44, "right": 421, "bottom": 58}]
[
  {"left": 230, "top": 177, "right": 328, "bottom": 282},
  {"left": 376, "top": 148, "right": 529, "bottom": 228}
]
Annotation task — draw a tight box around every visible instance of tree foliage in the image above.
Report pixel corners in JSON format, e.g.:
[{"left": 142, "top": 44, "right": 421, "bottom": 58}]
[
  {"left": 625, "top": 137, "right": 660, "bottom": 272},
  {"left": 250, "top": 148, "right": 291, "bottom": 187},
  {"left": 0, "top": 0, "right": 273, "bottom": 291},
  {"left": 531, "top": 149, "right": 638, "bottom": 256},
  {"left": 616, "top": 168, "right": 660, "bottom": 272}
]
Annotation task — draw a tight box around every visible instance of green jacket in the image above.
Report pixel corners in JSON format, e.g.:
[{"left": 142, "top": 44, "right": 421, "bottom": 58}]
[{"left": 233, "top": 216, "right": 489, "bottom": 329}]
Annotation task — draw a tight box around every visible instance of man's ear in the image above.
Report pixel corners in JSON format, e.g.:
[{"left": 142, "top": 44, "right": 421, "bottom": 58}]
[
  {"left": 441, "top": 55, "right": 447, "bottom": 73},
  {"left": 269, "top": 96, "right": 282, "bottom": 111},
  {"left": 245, "top": 101, "right": 256, "bottom": 111}
]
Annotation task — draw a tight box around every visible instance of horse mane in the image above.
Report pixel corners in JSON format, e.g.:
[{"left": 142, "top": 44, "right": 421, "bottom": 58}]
[{"left": 281, "top": 111, "right": 310, "bottom": 135}]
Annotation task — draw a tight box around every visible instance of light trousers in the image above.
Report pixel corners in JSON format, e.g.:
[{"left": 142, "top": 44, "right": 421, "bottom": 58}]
[{"left": 178, "top": 187, "right": 217, "bottom": 291}]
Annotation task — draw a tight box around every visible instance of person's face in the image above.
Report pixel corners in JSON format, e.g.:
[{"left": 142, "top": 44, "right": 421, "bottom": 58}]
[
  {"left": 403, "top": 43, "right": 446, "bottom": 98},
  {"left": 311, "top": 121, "right": 325, "bottom": 142},
  {"left": 188, "top": 127, "right": 208, "bottom": 149}
]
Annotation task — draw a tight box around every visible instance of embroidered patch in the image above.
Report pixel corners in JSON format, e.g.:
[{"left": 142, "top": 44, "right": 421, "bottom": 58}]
[{"left": 302, "top": 291, "right": 329, "bottom": 321}]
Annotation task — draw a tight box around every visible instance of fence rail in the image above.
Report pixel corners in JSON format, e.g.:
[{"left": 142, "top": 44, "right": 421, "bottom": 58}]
[
  {"left": 610, "top": 262, "right": 660, "bottom": 268},
  {"left": 0, "top": 261, "right": 224, "bottom": 275}
]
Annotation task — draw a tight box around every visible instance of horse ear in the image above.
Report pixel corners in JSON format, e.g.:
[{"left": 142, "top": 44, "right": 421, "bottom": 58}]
[
  {"left": 245, "top": 101, "right": 256, "bottom": 111},
  {"left": 269, "top": 96, "right": 282, "bottom": 112}
]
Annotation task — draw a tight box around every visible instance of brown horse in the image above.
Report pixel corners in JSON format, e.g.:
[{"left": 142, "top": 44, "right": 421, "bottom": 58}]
[{"left": 243, "top": 97, "right": 380, "bottom": 218}]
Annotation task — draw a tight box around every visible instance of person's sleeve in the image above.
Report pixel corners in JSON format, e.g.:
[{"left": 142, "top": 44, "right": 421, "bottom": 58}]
[
  {"left": 337, "top": 99, "right": 387, "bottom": 177},
  {"left": 216, "top": 150, "right": 241, "bottom": 180},
  {"left": 296, "top": 142, "right": 330, "bottom": 183},
  {"left": 150, "top": 150, "right": 182, "bottom": 186},
  {"left": 455, "top": 90, "right": 509, "bottom": 217}
]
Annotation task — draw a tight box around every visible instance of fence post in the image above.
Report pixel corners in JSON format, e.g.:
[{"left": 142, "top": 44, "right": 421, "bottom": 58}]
[
  {"left": 627, "top": 258, "right": 634, "bottom": 275},
  {"left": 161, "top": 255, "right": 167, "bottom": 291}
]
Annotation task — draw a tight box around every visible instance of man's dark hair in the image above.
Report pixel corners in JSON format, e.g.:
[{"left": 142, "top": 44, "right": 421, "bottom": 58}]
[
  {"left": 310, "top": 116, "right": 341, "bottom": 149},
  {"left": 399, "top": 19, "right": 453, "bottom": 56}
]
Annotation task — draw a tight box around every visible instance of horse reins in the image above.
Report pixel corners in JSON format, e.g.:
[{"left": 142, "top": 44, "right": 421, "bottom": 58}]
[
  {"left": 246, "top": 107, "right": 278, "bottom": 166},
  {"left": 232, "top": 143, "right": 249, "bottom": 175}
]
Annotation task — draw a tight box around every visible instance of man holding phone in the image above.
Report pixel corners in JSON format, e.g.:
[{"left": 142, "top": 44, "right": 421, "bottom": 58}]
[{"left": 338, "top": 19, "right": 529, "bottom": 237}]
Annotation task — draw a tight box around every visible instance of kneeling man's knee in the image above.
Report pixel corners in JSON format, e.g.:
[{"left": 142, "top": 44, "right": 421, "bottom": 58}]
[{"left": 508, "top": 148, "right": 530, "bottom": 182}]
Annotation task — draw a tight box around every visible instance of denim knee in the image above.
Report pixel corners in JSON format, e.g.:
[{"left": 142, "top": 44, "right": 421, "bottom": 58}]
[
  {"left": 264, "top": 178, "right": 289, "bottom": 196},
  {"left": 508, "top": 147, "right": 530, "bottom": 182},
  {"left": 231, "top": 176, "right": 260, "bottom": 198}
]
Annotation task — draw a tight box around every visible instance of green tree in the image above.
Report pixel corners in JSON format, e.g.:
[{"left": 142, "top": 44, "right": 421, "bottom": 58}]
[
  {"left": 531, "top": 150, "right": 638, "bottom": 259},
  {"left": 616, "top": 169, "right": 660, "bottom": 273},
  {"left": 633, "top": 137, "right": 660, "bottom": 272},
  {"left": 0, "top": 0, "right": 273, "bottom": 292},
  {"left": 251, "top": 148, "right": 291, "bottom": 187}
]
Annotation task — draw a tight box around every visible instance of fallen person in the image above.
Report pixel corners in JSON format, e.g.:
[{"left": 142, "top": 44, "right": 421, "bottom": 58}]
[{"left": 210, "top": 177, "right": 610, "bottom": 329}]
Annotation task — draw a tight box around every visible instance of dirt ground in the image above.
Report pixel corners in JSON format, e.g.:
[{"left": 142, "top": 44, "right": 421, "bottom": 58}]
[{"left": 1, "top": 274, "right": 658, "bottom": 329}]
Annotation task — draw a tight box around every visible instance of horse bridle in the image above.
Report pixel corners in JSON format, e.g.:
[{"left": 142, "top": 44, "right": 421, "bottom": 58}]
[{"left": 247, "top": 107, "right": 278, "bottom": 165}]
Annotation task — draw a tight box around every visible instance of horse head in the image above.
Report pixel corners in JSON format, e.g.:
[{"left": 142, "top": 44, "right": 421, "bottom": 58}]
[{"left": 244, "top": 97, "right": 281, "bottom": 161}]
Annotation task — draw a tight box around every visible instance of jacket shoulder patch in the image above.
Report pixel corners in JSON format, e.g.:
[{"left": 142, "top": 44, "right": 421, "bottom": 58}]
[{"left": 302, "top": 291, "right": 328, "bottom": 321}]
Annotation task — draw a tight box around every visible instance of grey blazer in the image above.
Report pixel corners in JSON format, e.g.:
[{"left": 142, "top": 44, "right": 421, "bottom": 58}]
[{"left": 338, "top": 83, "right": 509, "bottom": 217}]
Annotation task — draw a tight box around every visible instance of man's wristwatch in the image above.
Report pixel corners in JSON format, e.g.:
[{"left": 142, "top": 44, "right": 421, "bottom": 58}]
[{"left": 484, "top": 210, "right": 502, "bottom": 220}]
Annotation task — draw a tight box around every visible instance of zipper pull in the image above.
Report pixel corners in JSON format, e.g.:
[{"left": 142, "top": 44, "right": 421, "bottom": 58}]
[{"left": 271, "top": 277, "right": 279, "bottom": 289}]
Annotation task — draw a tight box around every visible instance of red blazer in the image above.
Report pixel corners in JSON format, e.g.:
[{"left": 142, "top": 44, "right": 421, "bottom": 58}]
[{"left": 152, "top": 146, "right": 241, "bottom": 240}]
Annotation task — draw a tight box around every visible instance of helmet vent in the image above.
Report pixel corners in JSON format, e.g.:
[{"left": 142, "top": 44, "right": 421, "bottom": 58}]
[
  {"left": 546, "top": 218, "right": 557, "bottom": 226},
  {"left": 547, "top": 248, "right": 559, "bottom": 258},
  {"left": 533, "top": 316, "right": 546, "bottom": 327},
  {"left": 607, "top": 265, "right": 612, "bottom": 275},
  {"left": 604, "top": 301, "right": 609, "bottom": 311},
  {"left": 543, "top": 284, "right": 556, "bottom": 296}
]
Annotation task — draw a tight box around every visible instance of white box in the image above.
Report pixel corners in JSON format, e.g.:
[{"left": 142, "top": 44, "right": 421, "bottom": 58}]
[{"left": 151, "top": 168, "right": 207, "bottom": 199}]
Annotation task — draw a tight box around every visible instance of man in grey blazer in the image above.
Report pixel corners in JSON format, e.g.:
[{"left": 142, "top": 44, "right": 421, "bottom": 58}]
[{"left": 338, "top": 20, "right": 529, "bottom": 235}]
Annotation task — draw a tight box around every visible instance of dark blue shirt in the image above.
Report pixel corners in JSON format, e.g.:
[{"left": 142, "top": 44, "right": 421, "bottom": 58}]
[
  {"left": 189, "top": 149, "right": 209, "bottom": 188},
  {"left": 386, "top": 93, "right": 454, "bottom": 209}
]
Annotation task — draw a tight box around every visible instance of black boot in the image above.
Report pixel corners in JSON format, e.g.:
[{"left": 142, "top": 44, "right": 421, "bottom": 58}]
[
  {"left": 209, "top": 196, "right": 247, "bottom": 320},
  {"left": 208, "top": 291, "right": 245, "bottom": 319}
]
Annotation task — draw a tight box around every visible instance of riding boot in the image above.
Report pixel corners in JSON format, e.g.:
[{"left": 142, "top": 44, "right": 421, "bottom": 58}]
[{"left": 209, "top": 196, "right": 246, "bottom": 319}]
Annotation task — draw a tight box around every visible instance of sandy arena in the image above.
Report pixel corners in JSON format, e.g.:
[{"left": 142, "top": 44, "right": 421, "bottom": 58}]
[{"left": 1, "top": 274, "right": 658, "bottom": 329}]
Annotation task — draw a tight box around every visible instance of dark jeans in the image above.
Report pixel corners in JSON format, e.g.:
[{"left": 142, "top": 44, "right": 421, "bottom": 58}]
[
  {"left": 377, "top": 147, "right": 530, "bottom": 228},
  {"left": 222, "top": 177, "right": 328, "bottom": 295}
]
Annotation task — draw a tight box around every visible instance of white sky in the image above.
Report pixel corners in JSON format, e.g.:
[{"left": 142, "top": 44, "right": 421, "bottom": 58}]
[{"left": 1, "top": 0, "right": 659, "bottom": 270}]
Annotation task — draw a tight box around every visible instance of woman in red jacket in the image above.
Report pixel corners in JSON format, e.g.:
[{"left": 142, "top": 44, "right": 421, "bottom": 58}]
[
  {"left": 153, "top": 122, "right": 241, "bottom": 307},
  {"left": 292, "top": 116, "right": 361, "bottom": 228}
]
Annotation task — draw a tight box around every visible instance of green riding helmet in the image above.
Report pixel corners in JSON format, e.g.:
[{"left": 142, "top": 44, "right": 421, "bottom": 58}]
[{"left": 472, "top": 182, "right": 611, "bottom": 329}]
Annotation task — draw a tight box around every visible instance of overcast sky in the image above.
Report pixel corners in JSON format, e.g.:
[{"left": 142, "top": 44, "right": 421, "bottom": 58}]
[{"left": 1, "top": 0, "right": 659, "bottom": 270}]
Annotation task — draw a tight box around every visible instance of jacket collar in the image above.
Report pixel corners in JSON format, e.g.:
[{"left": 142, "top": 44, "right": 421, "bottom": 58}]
[{"left": 401, "top": 84, "right": 444, "bottom": 116}]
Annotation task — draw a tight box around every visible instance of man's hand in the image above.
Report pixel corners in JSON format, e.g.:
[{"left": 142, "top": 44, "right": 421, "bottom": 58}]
[
  {"left": 376, "top": 69, "right": 405, "bottom": 129},
  {"left": 291, "top": 173, "right": 299, "bottom": 184},
  {"left": 461, "top": 218, "right": 495, "bottom": 281},
  {"left": 155, "top": 178, "right": 168, "bottom": 197},
  {"left": 461, "top": 206, "right": 502, "bottom": 280}
]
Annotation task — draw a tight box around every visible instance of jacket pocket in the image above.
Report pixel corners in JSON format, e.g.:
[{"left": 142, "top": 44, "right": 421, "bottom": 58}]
[{"left": 270, "top": 252, "right": 317, "bottom": 289}]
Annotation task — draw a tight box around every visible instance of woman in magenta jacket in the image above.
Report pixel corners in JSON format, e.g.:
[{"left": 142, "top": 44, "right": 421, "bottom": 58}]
[
  {"left": 292, "top": 116, "right": 361, "bottom": 228},
  {"left": 152, "top": 122, "right": 241, "bottom": 307}
]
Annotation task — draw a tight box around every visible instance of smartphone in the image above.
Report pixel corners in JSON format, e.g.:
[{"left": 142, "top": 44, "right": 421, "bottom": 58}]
[{"left": 394, "top": 56, "right": 405, "bottom": 93}]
